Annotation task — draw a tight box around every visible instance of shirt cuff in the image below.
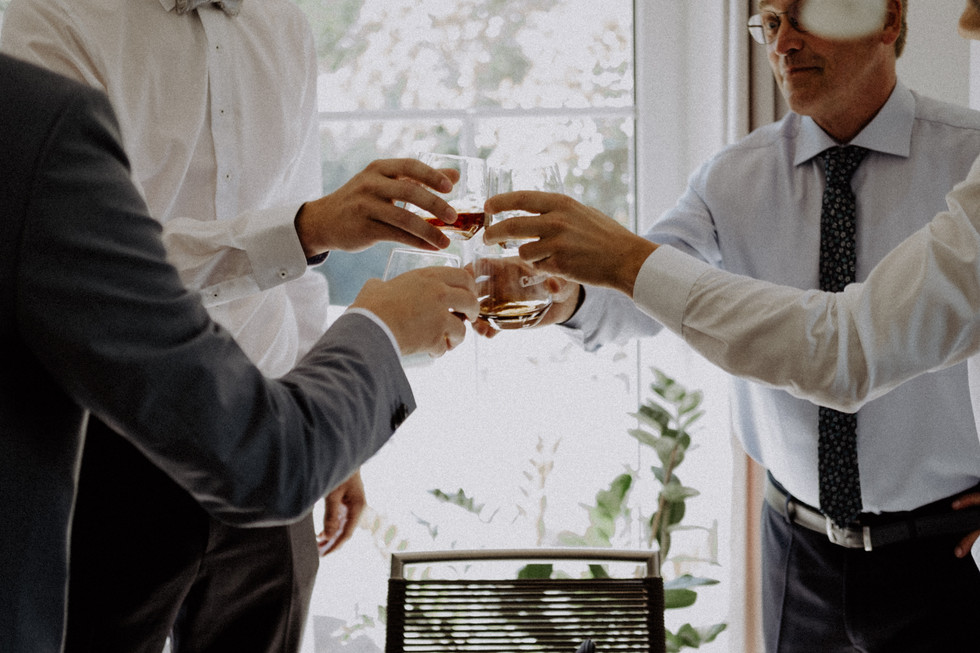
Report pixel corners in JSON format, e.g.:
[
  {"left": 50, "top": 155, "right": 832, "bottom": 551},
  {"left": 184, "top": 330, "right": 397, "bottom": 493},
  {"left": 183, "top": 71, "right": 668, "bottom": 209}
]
[
  {"left": 238, "top": 205, "right": 310, "bottom": 290},
  {"left": 343, "top": 307, "right": 402, "bottom": 358},
  {"left": 632, "top": 245, "right": 714, "bottom": 337}
]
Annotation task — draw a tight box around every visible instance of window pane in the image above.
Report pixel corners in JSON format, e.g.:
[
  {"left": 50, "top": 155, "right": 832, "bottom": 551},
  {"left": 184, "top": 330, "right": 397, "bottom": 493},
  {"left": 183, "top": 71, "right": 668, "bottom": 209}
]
[
  {"left": 297, "top": 2, "right": 726, "bottom": 652},
  {"left": 302, "top": 0, "right": 633, "bottom": 112},
  {"left": 478, "top": 115, "right": 634, "bottom": 226},
  {"left": 320, "top": 119, "right": 465, "bottom": 194}
]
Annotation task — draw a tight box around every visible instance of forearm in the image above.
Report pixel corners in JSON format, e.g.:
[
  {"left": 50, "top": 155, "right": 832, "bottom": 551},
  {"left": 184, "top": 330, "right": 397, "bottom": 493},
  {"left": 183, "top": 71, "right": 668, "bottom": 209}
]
[
  {"left": 161, "top": 206, "right": 310, "bottom": 306},
  {"left": 636, "top": 208, "right": 980, "bottom": 412},
  {"left": 22, "top": 89, "right": 410, "bottom": 525}
]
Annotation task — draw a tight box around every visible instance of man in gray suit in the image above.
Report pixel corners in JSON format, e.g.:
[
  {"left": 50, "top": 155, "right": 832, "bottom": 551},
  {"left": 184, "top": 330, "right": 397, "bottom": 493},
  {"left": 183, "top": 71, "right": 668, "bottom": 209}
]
[{"left": 0, "top": 53, "right": 478, "bottom": 653}]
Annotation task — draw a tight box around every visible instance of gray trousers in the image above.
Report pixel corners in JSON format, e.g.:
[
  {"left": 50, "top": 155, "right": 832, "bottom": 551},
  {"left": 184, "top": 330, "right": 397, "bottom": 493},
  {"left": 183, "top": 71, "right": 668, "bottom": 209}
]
[
  {"left": 762, "top": 493, "right": 980, "bottom": 652},
  {"left": 65, "top": 419, "right": 319, "bottom": 653}
]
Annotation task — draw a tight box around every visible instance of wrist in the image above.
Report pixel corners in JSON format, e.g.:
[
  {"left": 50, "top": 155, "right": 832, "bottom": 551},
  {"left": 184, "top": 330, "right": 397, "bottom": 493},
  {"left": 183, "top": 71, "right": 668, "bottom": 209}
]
[
  {"left": 557, "top": 285, "right": 586, "bottom": 324},
  {"left": 622, "top": 239, "right": 658, "bottom": 297},
  {"left": 294, "top": 200, "right": 325, "bottom": 259}
]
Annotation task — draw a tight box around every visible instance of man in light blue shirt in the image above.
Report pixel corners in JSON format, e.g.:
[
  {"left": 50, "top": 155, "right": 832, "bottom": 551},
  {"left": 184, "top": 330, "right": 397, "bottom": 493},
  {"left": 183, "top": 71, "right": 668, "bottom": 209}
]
[{"left": 486, "top": 0, "right": 980, "bottom": 650}]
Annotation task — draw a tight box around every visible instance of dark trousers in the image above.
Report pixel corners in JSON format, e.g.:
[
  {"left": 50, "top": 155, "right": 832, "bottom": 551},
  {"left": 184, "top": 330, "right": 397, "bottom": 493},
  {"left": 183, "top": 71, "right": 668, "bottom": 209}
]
[
  {"left": 65, "top": 419, "right": 319, "bottom": 653},
  {"left": 762, "top": 499, "right": 980, "bottom": 652}
]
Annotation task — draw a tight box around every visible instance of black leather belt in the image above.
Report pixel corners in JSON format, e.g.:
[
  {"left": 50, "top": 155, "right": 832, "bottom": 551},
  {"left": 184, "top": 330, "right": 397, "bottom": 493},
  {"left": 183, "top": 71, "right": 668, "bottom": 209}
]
[{"left": 765, "top": 474, "right": 980, "bottom": 552}]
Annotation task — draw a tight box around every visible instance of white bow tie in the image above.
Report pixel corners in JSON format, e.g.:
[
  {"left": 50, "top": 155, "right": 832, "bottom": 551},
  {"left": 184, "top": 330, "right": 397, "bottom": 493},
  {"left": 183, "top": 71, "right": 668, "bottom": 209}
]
[{"left": 175, "top": 0, "right": 242, "bottom": 17}]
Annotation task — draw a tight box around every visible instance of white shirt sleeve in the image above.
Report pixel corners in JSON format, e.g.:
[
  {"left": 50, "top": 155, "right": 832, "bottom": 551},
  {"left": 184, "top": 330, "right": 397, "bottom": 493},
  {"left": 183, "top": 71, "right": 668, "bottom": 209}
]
[
  {"left": 632, "top": 158, "right": 980, "bottom": 413},
  {"left": 162, "top": 205, "right": 310, "bottom": 307}
]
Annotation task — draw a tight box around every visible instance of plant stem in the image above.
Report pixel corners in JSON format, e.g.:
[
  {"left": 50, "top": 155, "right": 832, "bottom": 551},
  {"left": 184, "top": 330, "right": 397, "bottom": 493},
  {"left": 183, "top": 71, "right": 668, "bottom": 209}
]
[{"left": 648, "top": 428, "right": 684, "bottom": 553}]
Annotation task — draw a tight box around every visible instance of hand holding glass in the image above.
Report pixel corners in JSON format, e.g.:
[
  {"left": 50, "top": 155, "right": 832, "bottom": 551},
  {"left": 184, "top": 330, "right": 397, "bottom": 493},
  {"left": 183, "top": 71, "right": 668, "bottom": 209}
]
[
  {"left": 408, "top": 153, "right": 488, "bottom": 240},
  {"left": 473, "top": 242, "right": 552, "bottom": 330},
  {"left": 490, "top": 163, "right": 564, "bottom": 221}
]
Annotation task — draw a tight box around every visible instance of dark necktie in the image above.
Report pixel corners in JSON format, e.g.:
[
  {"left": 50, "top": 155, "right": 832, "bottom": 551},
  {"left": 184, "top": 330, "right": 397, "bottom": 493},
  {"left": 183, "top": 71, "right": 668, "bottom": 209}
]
[
  {"left": 175, "top": 0, "right": 242, "bottom": 16},
  {"left": 817, "top": 145, "right": 868, "bottom": 527}
]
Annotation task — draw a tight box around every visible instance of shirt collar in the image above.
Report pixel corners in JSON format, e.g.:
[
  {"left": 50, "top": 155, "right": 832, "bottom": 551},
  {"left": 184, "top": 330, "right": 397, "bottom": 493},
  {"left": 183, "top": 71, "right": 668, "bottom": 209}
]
[
  {"left": 158, "top": 0, "right": 242, "bottom": 15},
  {"left": 795, "top": 81, "right": 914, "bottom": 165}
]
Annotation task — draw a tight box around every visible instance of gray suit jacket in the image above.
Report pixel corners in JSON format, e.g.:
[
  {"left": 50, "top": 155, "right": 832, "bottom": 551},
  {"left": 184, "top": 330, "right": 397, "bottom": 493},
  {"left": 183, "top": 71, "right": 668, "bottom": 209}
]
[{"left": 0, "top": 54, "right": 414, "bottom": 652}]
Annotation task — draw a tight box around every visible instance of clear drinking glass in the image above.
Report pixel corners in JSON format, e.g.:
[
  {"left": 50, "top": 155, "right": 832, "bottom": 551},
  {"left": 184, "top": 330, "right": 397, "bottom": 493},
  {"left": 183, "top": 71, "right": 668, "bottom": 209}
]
[
  {"left": 487, "top": 162, "right": 565, "bottom": 248},
  {"left": 383, "top": 248, "right": 463, "bottom": 366},
  {"left": 472, "top": 163, "right": 564, "bottom": 329},
  {"left": 383, "top": 248, "right": 461, "bottom": 281},
  {"left": 489, "top": 162, "right": 565, "bottom": 221},
  {"left": 410, "top": 153, "right": 489, "bottom": 240},
  {"left": 472, "top": 241, "right": 552, "bottom": 331}
]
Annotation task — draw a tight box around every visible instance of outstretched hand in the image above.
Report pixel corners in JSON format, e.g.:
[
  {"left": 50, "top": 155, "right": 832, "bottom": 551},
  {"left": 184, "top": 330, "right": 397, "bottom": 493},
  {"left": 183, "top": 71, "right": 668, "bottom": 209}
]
[
  {"left": 351, "top": 266, "right": 479, "bottom": 358},
  {"left": 482, "top": 191, "right": 657, "bottom": 296},
  {"left": 295, "top": 158, "right": 461, "bottom": 256}
]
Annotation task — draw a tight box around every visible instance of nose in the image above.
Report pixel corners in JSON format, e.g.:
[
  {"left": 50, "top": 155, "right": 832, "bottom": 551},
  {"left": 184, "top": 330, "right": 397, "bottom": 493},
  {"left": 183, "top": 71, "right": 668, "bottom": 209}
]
[{"left": 771, "top": 19, "right": 804, "bottom": 55}]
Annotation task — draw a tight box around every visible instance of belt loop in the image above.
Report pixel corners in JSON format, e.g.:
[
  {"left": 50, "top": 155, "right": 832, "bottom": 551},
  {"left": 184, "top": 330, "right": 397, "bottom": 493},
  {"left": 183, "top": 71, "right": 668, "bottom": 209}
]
[{"left": 862, "top": 526, "right": 872, "bottom": 552}]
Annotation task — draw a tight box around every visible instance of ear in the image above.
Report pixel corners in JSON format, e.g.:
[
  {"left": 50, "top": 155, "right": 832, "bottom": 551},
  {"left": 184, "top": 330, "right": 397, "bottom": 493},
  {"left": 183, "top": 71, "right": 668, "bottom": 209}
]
[{"left": 880, "top": 0, "right": 902, "bottom": 47}]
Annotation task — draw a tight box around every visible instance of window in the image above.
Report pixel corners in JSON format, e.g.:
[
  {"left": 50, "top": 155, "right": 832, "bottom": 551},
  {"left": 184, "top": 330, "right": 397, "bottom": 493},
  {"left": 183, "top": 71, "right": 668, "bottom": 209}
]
[
  {"left": 299, "top": 2, "right": 733, "bottom": 651},
  {"left": 0, "top": 0, "right": 733, "bottom": 650}
]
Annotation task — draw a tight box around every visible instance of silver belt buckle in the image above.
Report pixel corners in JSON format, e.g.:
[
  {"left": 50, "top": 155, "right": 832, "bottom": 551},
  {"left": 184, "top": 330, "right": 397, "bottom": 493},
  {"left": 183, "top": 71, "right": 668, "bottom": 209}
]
[{"left": 825, "top": 516, "right": 873, "bottom": 551}]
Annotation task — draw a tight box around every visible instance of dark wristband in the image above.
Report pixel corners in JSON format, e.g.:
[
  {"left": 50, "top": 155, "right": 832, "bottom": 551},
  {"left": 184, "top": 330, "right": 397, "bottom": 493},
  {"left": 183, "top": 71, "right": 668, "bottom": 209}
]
[
  {"left": 559, "top": 284, "right": 586, "bottom": 324},
  {"left": 306, "top": 251, "right": 329, "bottom": 266}
]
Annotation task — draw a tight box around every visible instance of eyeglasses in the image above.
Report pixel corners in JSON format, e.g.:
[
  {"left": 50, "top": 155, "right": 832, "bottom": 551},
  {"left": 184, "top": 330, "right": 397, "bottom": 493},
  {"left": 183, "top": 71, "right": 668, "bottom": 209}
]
[{"left": 747, "top": 7, "right": 808, "bottom": 44}]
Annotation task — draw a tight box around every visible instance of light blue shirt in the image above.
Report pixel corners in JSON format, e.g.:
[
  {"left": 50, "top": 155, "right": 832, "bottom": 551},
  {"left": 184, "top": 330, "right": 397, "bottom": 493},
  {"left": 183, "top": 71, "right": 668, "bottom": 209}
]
[{"left": 568, "top": 83, "right": 980, "bottom": 512}]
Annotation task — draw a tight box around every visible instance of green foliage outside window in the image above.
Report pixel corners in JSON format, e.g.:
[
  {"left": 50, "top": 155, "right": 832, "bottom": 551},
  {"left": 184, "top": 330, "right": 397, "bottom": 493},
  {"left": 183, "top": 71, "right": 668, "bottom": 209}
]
[{"left": 429, "top": 369, "right": 728, "bottom": 652}]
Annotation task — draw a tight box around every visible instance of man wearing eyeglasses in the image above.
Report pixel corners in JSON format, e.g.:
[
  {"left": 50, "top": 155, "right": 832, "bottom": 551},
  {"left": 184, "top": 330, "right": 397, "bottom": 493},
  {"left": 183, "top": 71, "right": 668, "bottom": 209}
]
[{"left": 484, "top": 1, "right": 980, "bottom": 650}]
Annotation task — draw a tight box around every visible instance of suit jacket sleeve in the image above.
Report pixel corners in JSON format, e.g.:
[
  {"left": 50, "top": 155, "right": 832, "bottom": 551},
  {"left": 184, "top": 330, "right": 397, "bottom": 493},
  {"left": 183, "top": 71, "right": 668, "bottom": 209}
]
[
  {"left": 0, "top": 0, "right": 320, "bottom": 307},
  {"left": 16, "top": 81, "right": 414, "bottom": 526}
]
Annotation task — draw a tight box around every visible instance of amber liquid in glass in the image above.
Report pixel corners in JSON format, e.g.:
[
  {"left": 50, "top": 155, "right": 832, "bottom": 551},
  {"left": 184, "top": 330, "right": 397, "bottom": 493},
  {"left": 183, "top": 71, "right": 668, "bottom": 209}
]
[
  {"left": 425, "top": 211, "right": 486, "bottom": 240},
  {"left": 479, "top": 297, "right": 552, "bottom": 330}
]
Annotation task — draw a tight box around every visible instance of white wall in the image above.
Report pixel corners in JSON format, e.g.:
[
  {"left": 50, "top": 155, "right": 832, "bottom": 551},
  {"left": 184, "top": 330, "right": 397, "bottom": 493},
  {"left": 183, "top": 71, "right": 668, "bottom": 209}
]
[{"left": 898, "top": 0, "right": 972, "bottom": 106}]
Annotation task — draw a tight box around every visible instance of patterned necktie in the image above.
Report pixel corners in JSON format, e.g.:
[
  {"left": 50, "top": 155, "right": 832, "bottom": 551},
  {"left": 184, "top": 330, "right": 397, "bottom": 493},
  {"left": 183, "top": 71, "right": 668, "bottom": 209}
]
[
  {"left": 817, "top": 145, "right": 868, "bottom": 527},
  {"left": 175, "top": 0, "right": 242, "bottom": 16}
]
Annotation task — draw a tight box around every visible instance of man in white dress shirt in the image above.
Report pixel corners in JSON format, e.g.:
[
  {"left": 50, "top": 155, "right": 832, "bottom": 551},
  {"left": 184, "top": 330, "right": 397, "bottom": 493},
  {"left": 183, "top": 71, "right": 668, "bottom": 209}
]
[
  {"left": 485, "top": 1, "right": 980, "bottom": 650},
  {"left": 0, "top": 0, "right": 463, "bottom": 651},
  {"left": 490, "top": 0, "right": 980, "bottom": 565}
]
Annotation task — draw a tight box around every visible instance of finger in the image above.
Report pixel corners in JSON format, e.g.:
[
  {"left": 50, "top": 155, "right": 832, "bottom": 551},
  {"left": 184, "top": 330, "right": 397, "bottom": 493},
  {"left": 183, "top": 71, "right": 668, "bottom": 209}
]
[
  {"left": 443, "top": 286, "right": 481, "bottom": 322},
  {"left": 446, "top": 316, "right": 467, "bottom": 349},
  {"left": 395, "top": 180, "right": 459, "bottom": 225},
  {"left": 513, "top": 237, "right": 557, "bottom": 266},
  {"left": 485, "top": 190, "right": 561, "bottom": 217},
  {"left": 322, "top": 509, "right": 359, "bottom": 555},
  {"left": 472, "top": 319, "right": 498, "bottom": 339},
  {"left": 484, "top": 215, "right": 551, "bottom": 246},
  {"left": 953, "top": 493, "right": 980, "bottom": 509},
  {"left": 956, "top": 530, "right": 980, "bottom": 558},
  {"left": 544, "top": 276, "right": 578, "bottom": 303},
  {"left": 378, "top": 158, "right": 455, "bottom": 193},
  {"left": 366, "top": 203, "right": 451, "bottom": 249},
  {"left": 424, "top": 267, "right": 479, "bottom": 294},
  {"left": 436, "top": 167, "right": 461, "bottom": 185},
  {"left": 320, "top": 493, "right": 345, "bottom": 539}
]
